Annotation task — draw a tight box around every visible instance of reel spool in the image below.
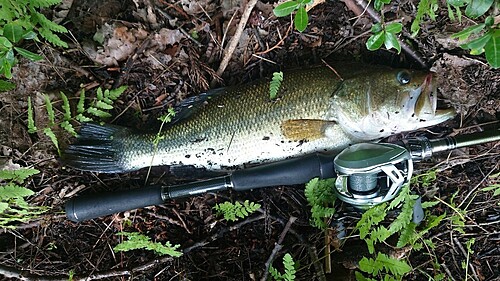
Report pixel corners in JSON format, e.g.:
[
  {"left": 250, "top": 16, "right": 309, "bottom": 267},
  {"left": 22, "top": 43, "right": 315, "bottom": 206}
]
[{"left": 333, "top": 143, "right": 413, "bottom": 209}]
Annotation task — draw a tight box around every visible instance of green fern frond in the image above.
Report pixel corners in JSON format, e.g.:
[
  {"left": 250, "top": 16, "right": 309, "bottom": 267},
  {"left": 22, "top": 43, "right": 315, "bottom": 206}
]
[
  {"left": 106, "top": 86, "right": 127, "bottom": 101},
  {"left": 43, "top": 94, "right": 55, "bottom": 126},
  {"left": 38, "top": 28, "right": 68, "bottom": 48},
  {"left": 269, "top": 253, "right": 296, "bottom": 281},
  {"left": 1, "top": 167, "right": 47, "bottom": 229},
  {"left": 32, "top": 11, "right": 67, "bottom": 33},
  {"left": 43, "top": 127, "right": 60, "bottom": 155},
  {"left": 304, "top": 178, "right": 336, "bottom": 230},
  {"left": 114, "top": 232, "right": 183, "bottom": 257},
  {"left": 30, "top": 0, "right": 63, "bottom": 8},
  {"left": 0, "top": 168, "right": 39, "bottom": 183},
  {"left": 269, "top": 71, "right": 284, "bottom": 99},
  {"left": 27, "top": 96, "right": 37, "bottom": 133},
  {"left": 214, "top": 200, "right": 261, "bottom": 222}
]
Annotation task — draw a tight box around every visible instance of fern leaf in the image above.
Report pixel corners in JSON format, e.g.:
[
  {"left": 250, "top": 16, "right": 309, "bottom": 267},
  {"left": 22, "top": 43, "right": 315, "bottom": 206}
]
[
  {"left": 43, "top": 127, "right": 60, "bottom": 154},
  {"left": 282, "top": 253, "right": 296, "bottom": 281},
  {"left": 43, "top": 94, "right": 55, "bottom": 126},
  {"left": 30, "top": 0, "right": 63, "bottom": 8},
  {"left": 59, "top": 92, "right": 71, "bottom": 121},
  {"left": 38, "top": 27, "right": 68, "bottom": 48},
  {"left": 87, "top": 107, "right": 112, "bottom": 118},
  {"left": 27, "top": 96, "right": 37, "bottom": 133},
  {"left": 114, "top": 232, "right": 183, "bottom": 257},
  {"left": 95, "top": 100, "right": 113, "bottom": 110},
  {"left": 32, "top": 11, "right": 67, "bottom": 33},
  {"left": 77, "top": 89, "right": 86, "bottom": 114},
  {"left": 61, "top": 120, "right": 76, "bottom": 136},
  {"left": 106, "top": 85, "right": 127, "bottom": 100},
  {"left": 0, "top": 183, "right": 35, "bottom": 200},
  {"left": 0, "top": 168, "right": 39, "bottom": 183},
  {"left": 269, "top": 71, "right": 283, "bottom": 99}
]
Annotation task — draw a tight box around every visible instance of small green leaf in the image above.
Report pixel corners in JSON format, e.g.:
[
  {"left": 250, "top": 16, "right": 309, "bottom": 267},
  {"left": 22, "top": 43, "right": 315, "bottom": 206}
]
[
  {"left": 484, "top": 29, "right": 500, "bottom": 68},
  {"left": 60, "top": 92, "right": 72, "bottom": 121},
  {"left": 385, "top": 22, "right": 403, "bottom": 34},
  {"left": 0, "top": 79, "right": 15, "bottom": 92},
  {"left": 0, "top": 37, "right": 13, "bottom": 48},
  {"left": 462, "top": 33, "right": 492, "bottom": 54},
  {"left": 3, "top": 23, "right": 24, "bottom": 43},
  {"left": 77, "top": 89, "right": 87, "bottom": 114},
  {"left": 44, "top": 94, "right": 55, "bottom": 126},
  {"left": 43, "top": 127, "right": 60, "bottom": 154},
  {"left": 294, "top": 5, "right": 308, "bottom": 32},
  {"left": 269, "top": 71, "right": 283, "bottom": 100},
  {"left": 451, "top": 24, "right": 485, "bottom": 40},
  {"left": 27, "top": 96, "right": 37, "bottom": 133},
  {"left": 95, "top": 100, "right": 113, "bottom": 110},
  {"left": 273, "top": 1, "right": 299, "bottom": 17},
  {"left": 371, "top": 23, "right": 383, "bottom": 34},
  {"left": 366, "top": 31, "right": 385, "bottom": 51},
  {"left": 87, "top": 107, "right": 112, "bottom": 118},
  {"left": 465, "top": 0, "right": 494, "bottom": 19},
  {"left": 14, "top": 47, "right": 43, "bottom": 61},
  {"left": 384, "top": 32, "right": 401, "bottom": 53},
  {"left": 22, "top": 31, "right": 37, "bottom": 40}
]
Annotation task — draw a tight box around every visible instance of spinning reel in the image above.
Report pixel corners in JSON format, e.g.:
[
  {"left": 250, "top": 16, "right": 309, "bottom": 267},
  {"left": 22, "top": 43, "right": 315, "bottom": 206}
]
[{"left": 65, "top": 129, "right": 500, "bottom": 222}]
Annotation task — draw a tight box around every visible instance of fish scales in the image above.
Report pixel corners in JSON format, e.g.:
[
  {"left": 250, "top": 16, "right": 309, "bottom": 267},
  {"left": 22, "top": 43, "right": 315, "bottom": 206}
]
[
  {"left": 125, "top": 67, "right": 345, "bottom": 170},
  {"left": 63, "top": 64, "right": 456, "bottom": 173}
]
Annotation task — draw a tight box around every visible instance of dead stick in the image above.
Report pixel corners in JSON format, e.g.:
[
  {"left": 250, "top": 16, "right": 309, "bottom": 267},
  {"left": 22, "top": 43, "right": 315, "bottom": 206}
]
[
  {"left": 261, "top": 216, "right": 297, "bottom": 281},
  {"left": 212, "top": 0, "right": 258, "bottom": 87}
]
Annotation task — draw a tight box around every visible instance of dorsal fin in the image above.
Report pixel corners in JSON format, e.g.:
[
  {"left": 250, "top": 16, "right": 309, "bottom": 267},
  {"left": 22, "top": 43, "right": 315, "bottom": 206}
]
[
  {"left": 281, "top": 119, "right": 336, "bottom": 141},
  {"left": 171, "top": 88, "right": 226, "bottom": 124}
]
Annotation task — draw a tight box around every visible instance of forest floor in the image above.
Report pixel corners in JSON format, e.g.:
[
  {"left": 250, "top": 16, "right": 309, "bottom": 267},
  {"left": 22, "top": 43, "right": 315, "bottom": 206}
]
[{"left": 0, "top": 0, "right": 499, "bottom": 280}]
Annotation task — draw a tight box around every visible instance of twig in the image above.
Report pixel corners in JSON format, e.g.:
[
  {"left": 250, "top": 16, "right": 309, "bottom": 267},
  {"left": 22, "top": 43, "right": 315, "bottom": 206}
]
[
  {"left": 183, "top": 213, "right": 265, "bottom": 253},
  {"left": 260, "top": 216, "right": 297, "bottom": 281},
  {"left": 440, "top": 262, "right": 457, "bottom": 281},
  {"left": 212, "top": 0, "right": 258, "bottom": 87}
]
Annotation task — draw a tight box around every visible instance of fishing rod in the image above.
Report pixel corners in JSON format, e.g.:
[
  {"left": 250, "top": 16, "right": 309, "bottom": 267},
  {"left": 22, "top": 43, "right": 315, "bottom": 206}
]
[{"left": 65, "top": 128, "right": 500, "bottom": 222}]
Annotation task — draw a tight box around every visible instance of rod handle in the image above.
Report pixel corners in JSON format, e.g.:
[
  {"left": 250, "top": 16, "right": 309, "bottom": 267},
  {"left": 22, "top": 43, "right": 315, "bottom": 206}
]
[{"left": 65, "top": 185, "right": 164, "bottom": 222}]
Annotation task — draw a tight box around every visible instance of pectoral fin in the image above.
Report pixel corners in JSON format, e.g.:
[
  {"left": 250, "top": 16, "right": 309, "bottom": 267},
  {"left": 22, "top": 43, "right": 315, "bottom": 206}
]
[{"left": 281, "top": 119, "right": 336, "bottom": 141}]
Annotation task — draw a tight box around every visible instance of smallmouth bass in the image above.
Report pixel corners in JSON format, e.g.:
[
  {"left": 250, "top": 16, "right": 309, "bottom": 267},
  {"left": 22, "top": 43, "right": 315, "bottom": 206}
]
[{"left": 63, "top": 63, "right": 455, "bottom": 173}]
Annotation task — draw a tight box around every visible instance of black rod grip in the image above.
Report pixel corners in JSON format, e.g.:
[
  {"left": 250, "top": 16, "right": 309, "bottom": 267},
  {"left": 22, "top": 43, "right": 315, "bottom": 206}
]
[
  {"left": 230, "top": 153, "right": 336, "bottom": 191},
  {"left": 65, "top": 185, "right": 164, "bottom": 222}
]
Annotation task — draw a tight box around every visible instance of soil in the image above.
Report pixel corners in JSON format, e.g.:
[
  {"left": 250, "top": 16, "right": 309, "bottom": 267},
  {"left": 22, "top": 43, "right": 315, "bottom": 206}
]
[{"left": 0, "top": 0, "right": 499, "bottom": 280}]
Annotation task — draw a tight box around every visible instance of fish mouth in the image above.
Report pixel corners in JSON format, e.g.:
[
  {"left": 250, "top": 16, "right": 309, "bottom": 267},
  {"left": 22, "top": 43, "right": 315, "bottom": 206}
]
[{"left": 412, "top": 73, "right": 455, "bottom": 125}]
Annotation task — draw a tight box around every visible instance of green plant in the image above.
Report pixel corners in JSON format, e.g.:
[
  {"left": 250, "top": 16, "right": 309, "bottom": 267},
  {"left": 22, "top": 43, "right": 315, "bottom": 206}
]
[
  {"left": 0, "top": 167, "right": 47, "bottom": 229},
  {"left": 154, "top": 107, "right": 176, "bottom": 146},
  {"left": 451, "top": 16, "right": 499, "bottom": 68},
  {"left": 482, "top": 172, "right": 499, "bottom": 205},
  {"left": 304, "top": 177, "right": 336, "bottom": 229},
  {"left": 114, "top": 231, "right": 183, "bottom": 257},
  {"left": 269, "top": 71, "right": 283, "bottom": 100},
  {"left": 366, "top": 22, "right": 404, "bottom": 54},
  {"left": 355, "top": 252, "right": 412, "bottom": 281},
  {"left": 27, "top": 86, "right": 127, "bottom": 153},
  {"left": 214, "top": 200, "right": 261, "bottom": 222},
  {"left": 462, "top": 238, "right": 475, "bottom": 280},
  {"left": 0, "top": 0, "right": 68, "bottom": 87},
  {"left": 273, "top": 0, "right": 313, "bottom": 32},
  {"left": 269, "top": 253, "right": 296, "bottom": 281}
]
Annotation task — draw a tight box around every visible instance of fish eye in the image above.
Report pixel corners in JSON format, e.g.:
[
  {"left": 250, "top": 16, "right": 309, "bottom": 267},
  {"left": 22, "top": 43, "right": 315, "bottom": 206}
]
[{"left": 396, "top": 71, "right": 411, "bottom": 85}]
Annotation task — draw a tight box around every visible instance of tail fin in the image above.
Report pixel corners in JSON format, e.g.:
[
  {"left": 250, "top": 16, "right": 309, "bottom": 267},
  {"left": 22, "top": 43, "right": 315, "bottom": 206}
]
[{"left": 62, "top": 123, "right": 131, "bottom": 173}]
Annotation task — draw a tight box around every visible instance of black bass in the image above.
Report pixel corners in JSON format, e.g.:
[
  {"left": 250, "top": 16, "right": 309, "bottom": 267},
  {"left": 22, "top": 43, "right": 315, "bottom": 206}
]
[{"left": 63, "top": 64, "right": 455, "bottom": 173}]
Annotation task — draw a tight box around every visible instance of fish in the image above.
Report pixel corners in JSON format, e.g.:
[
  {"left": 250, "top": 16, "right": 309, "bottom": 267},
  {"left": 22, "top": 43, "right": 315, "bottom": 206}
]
[{"left": 62, "top": 63, "right": 456, "bottom": 173}]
